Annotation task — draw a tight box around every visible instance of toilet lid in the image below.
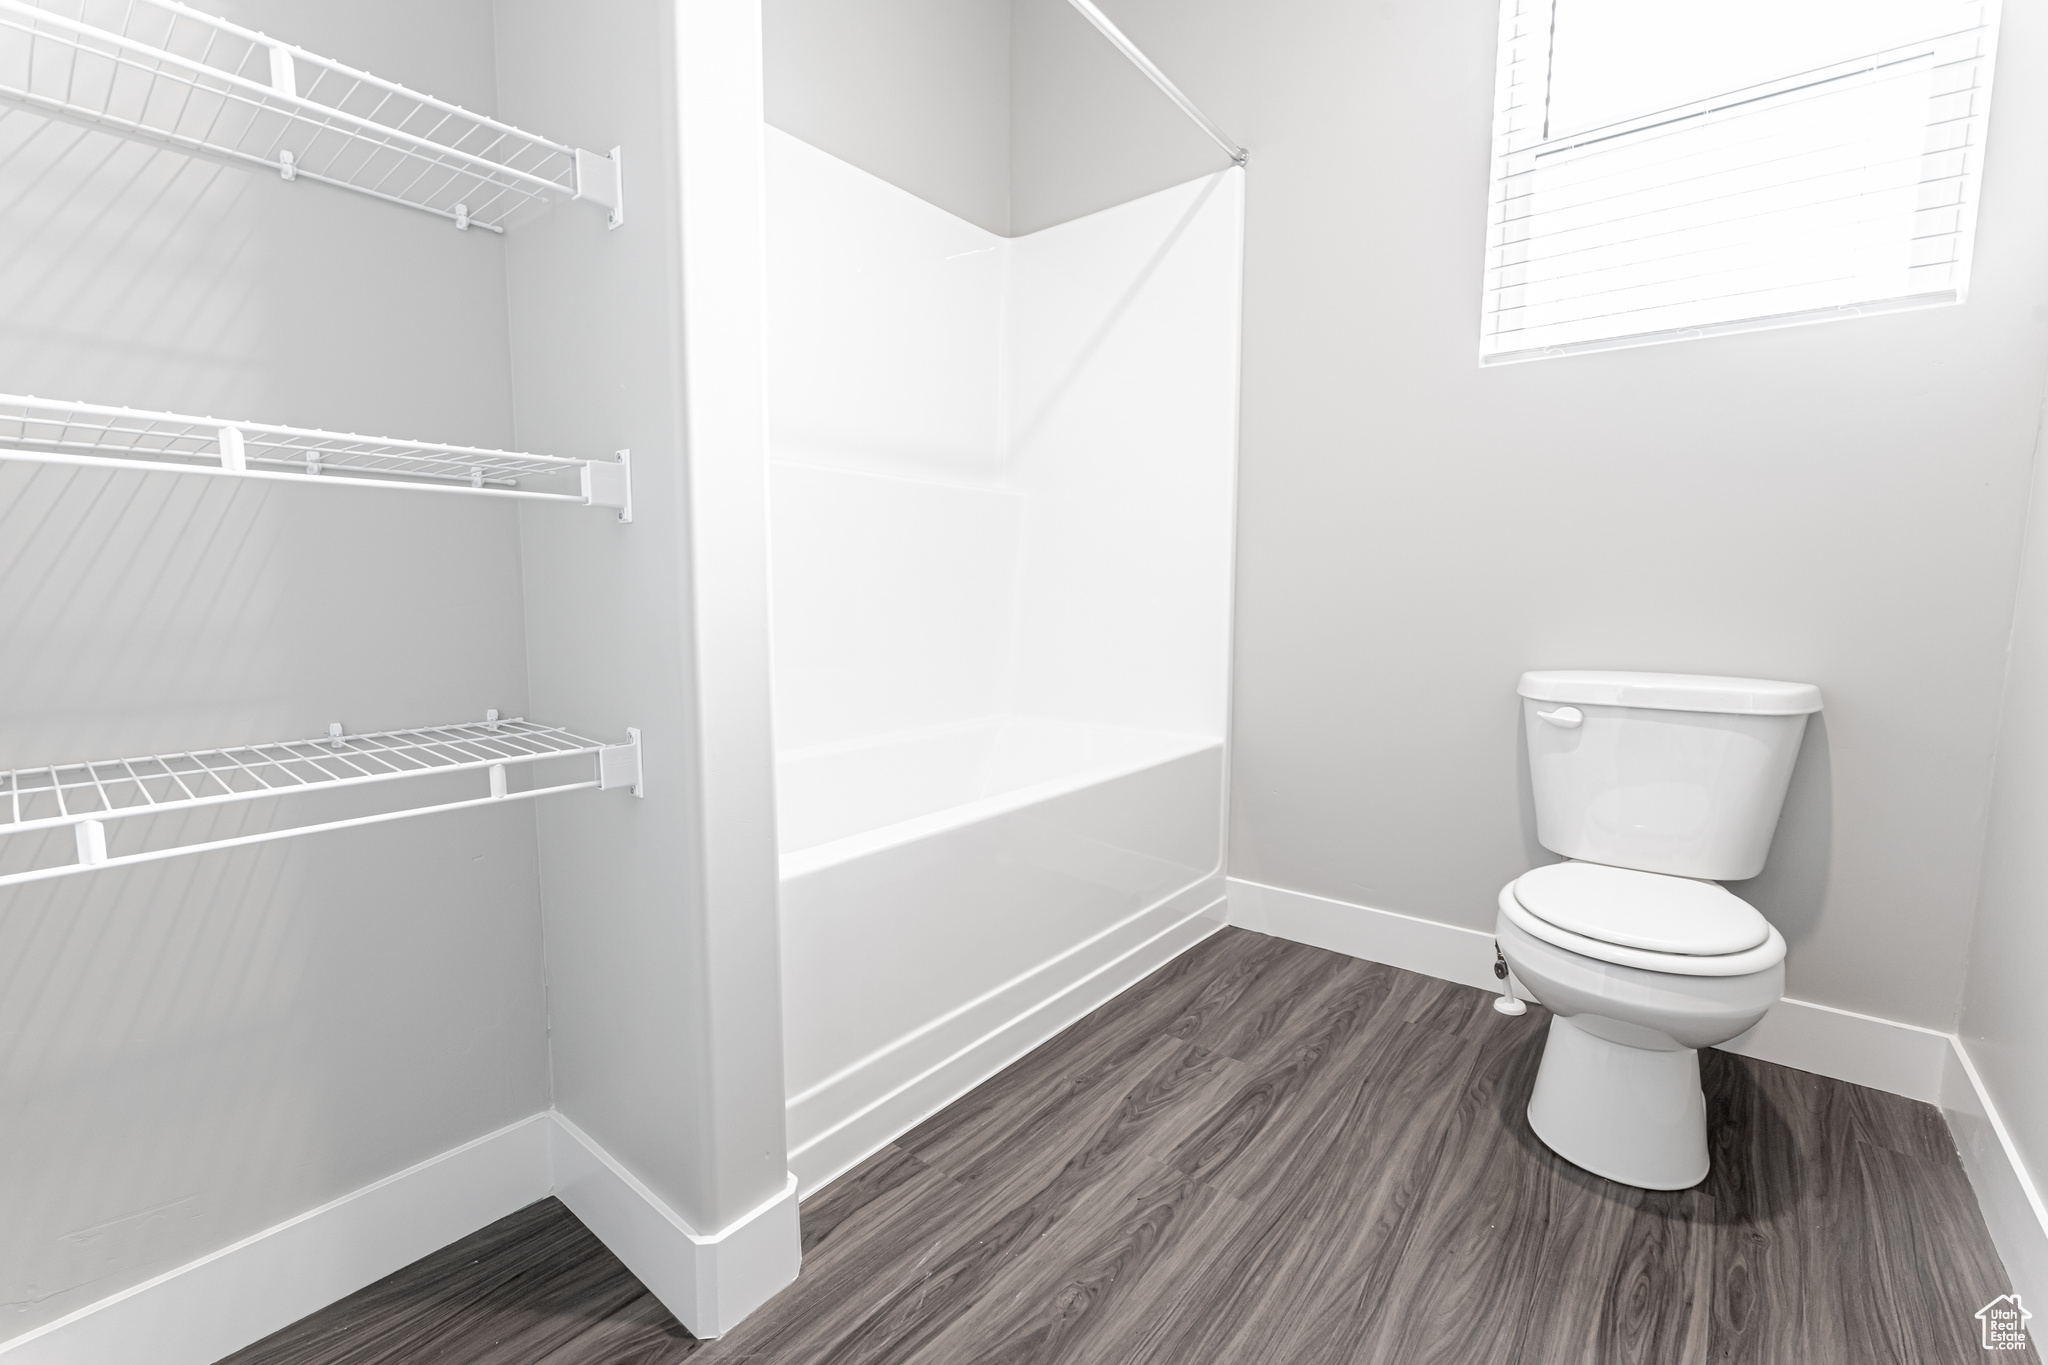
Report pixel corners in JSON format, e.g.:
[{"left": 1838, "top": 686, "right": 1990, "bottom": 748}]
[{"left": 1513, "top": 862, "right": 1769, "bottom": 956}]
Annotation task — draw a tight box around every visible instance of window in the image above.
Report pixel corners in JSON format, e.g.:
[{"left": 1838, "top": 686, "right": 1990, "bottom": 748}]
[{"left": 1481, "top": 0, "right": 2001, "bottom": 362}]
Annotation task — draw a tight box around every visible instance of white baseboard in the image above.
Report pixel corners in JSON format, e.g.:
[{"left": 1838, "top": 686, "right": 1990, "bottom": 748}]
[
  {"left": 1943, "top": 1037, "right": 2048, "bottom": 1316},
  {"left": 787, "top": 879, "right": 1229, "bottom": 1197},
  {"left": 1226, "top": 876, "right": 1947, "bottom": 1104},
  {"left": 0, "top": 1113, "right": 801, "bottom": 1361},
  {"left": 549, "top": 1114, "right": 800, "bottom": 1338},
  {"left": 1716, "top": 994, "right": 1950, "bottom": 1104},
  {"left": 1227, "top": 876, "right": 1507, "bottom": 996},
  {"left": 0, "top": 1114, "right": 555, "bottom": 1365}
]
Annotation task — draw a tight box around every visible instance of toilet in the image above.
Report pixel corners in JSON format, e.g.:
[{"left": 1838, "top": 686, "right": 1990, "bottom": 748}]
[{"left": 1498, "top": 669, "right": 1821, "bottom": 1190}]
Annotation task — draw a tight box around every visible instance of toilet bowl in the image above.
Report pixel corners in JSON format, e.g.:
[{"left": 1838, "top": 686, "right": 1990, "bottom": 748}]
[
  {"left": 1496, "top": 870, "right": 1785, "bottom": 1187},
  {"left": 1502, "top": 668, "right": 1817, "bottom": 1190}
]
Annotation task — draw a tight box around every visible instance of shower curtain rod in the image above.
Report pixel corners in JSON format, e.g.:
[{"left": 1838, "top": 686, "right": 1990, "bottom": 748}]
[{"left": 1065, "top": 0, "right": 1247, "bottom": 166}]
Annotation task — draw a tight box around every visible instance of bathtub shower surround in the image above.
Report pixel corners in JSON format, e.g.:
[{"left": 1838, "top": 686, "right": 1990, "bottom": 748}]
[{"left": 764, "top": 128, "right": 1245, "bottom": 1191}]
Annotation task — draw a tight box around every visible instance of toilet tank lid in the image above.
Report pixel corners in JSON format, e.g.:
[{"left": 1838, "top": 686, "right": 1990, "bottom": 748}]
[{"left": 1518, "top": 670, "right": 1822, "bottom": 716}]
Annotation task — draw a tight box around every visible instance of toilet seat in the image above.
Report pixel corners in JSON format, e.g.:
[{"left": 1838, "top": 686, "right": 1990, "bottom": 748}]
[
  {"left": 1515, "top": 861, "right": 1768, "bottom": 955},
  {"left": 1500, "top": 870, "right": 1787, "bottom": 977}
]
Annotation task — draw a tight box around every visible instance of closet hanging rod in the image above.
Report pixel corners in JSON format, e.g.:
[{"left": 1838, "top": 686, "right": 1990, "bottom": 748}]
[
  {"left": 0, "top": 717, "right": 643, "bottom": 889},
  {"left": 1065, "top": 0, "right": 1245, "bottom": 166},
  {"left": 0, "top": 0, "right": 622, "bottom": 231},
  {"left": 0, "top": 394, "right": 631, "bottom": 519}
]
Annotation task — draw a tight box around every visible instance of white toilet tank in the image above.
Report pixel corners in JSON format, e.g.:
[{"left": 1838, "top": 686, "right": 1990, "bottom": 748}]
[{"left": 1520, "top": 670, "right": 1822, "bottom": 881}]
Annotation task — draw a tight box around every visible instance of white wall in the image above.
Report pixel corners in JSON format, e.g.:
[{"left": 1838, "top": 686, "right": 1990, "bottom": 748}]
[
  {"left": 761, "top": 0, "right": 1242, "bottom": 239},
  {"left": 0, "top": 0, "right": 550, "bottom": 1341},
  {"left": 497, "top": 0, "right": 796, "bottom": 1251},
  {"left": 764, "top": 0, "right": 1012, "bottom": 234},
  {"left": 1004, "top": 0, "right": 2048, "bottom": 1033},
  {"left": 1959, "top": 388, "right": 2048, "bottom": 1268},
  {"left": 1007, "top": 0, "right": 1243, "bottom": 235}
]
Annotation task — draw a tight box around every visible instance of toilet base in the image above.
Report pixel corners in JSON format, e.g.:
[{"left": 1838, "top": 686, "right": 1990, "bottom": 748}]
[{"left": 1526, "top": 1014, "right": 1709, "bottom": 1190}]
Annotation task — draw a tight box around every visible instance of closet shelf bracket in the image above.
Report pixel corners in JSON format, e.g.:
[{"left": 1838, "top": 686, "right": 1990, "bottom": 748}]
[
  {"left": 0, "top": 0, "right": 623, "bottom": 233},
  {"left": 0, "top": 717, "right": 644, "bottom": 889},
  {"left": 599, "top": 728, "right": 644, "bottom": 797},
  {"left": 575, "top": 145, "right": 625, "bottom": 230},
  {"left": 583, "top": 450, "right": 632, "bottom": 521}
]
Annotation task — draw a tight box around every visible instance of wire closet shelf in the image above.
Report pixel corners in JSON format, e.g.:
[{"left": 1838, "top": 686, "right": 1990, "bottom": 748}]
[
  {"left": 0, "top": 717, "right": 643, "bottom": 887},
  {"left": 0, "top": 394, "right": 632, "bottom": 513},
  {"left": 0, "top": 0, "right": 621, "bottom": 230}
]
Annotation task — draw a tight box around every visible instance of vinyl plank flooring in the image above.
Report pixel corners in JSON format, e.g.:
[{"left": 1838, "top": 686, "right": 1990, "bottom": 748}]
[
  {"left": 890, "top": 1154, "right": 1243, "bottom": 1365},
  {"left": 223, "top": 928, "right": 2038, "bottom": 1365},
  {"left": 1840, "top": 1137, "right": 2015, "bottom": 1364},
  {"left": 1344, "top": 1009, "right": 1585, "bottom": 1365},
  {"left": 905, "top": 1026, "right": 1239, "bottom": 1187},
  {"left": 882, "top": 928, "right": 1274, "bottom": 1190},
  {"left": 704, "top": 1148, "right": 996, "bottom": 1364},
  {"left": 215, "top": 1197, "right": 699, "bottom": 1365},
  {"left": 798, "top": 1143, "right": 938, "bottom": 1259},
  {"left": 1174, "top": 971, "right": 1461, "bottom": 1206},
  {"left": 1590, "top": 1187, "right": 1720, "bottom": 1365},
  {"left": 1124, "top": 1021, "right": 1490, "bottom": 1365},
  {"left": 718, "top": 1039, "right": 1247, "bottom": 1365},
  {"left": 1083, "top": 924, "right": 1285, "bottom": 1051},
  {"left": 1176, "top": 932, "right": 1367, "bottom": 1063},
  {"left": 1701, "top": 1047, "right": 1852, "bottom": 1362},
  {"left": 899, "top": 1003, "right": 1470, "bottom": 1365},
  {"left": 706, "top": 1159, "right": 985, "bottom": 1364}
]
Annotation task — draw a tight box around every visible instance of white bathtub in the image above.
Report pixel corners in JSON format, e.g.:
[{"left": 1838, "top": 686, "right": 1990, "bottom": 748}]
[{"left": 777, "top": 717, "right": 1228, "bottom": 1192}]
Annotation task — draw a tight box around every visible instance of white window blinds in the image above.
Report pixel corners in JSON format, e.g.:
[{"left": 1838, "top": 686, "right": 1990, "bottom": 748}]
[{"left": 1481, "top": 0, "right": 2001, "bottom": 363}]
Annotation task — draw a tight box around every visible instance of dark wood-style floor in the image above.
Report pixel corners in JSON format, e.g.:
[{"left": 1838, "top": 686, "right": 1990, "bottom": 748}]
[{"left": 222, "top": 928, "right": 2033, "bottom": 1365}]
